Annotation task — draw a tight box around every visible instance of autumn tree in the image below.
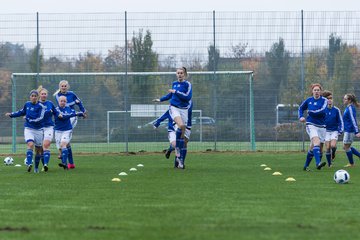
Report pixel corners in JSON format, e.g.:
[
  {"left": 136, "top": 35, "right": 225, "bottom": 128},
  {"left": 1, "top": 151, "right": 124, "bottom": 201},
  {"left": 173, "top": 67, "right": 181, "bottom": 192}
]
[
  {"left": 129, "top": 29, "right": 158, "bottom": 72},
  {"left": 265, "top": 38, "right": 290, "bottom": 102},
  {"left": 327, "top": 33, "right": 341, "bottom": 79}
]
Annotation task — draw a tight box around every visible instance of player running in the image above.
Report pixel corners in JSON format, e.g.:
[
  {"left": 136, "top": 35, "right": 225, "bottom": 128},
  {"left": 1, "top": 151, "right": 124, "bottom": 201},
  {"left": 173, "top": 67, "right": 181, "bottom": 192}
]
[{"left": 298, "top": 83, "right": 328, "bottom": 171}]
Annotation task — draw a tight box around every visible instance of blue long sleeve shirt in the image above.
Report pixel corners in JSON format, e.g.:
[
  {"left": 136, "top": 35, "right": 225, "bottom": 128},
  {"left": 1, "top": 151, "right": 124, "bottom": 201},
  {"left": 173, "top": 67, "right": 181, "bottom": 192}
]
[
  {"left": 9, "top": 101, "right": 46, "bottom": 130},
  {"left": 298, "top": 96, "right": 328, "bottom": 127},
  {"left": 55, "top": 91, "right": 86, "bottom": 113},
  {"left": 160, "top": 80, "right": 192, "bottom": 109},
  {"left": 40, "top": 100, "right": 57, "bottom": 127},
  {"left": 343, "top": 104, "right": 359, "bottom": 134},
  {"left": 54, "top": 106, "right": 83, "bottom": 131},
  {"left": 325, "top": 106, "right": 344, "bottom": 132}
]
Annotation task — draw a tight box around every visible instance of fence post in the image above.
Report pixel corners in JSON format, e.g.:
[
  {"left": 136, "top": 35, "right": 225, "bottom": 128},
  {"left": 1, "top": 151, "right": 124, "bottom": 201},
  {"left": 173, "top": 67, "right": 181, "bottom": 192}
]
[
  {"left": 301, "top": 10, "right": 305, "bottom": 152},
  {"left": 124, "top": 11, "right": 129, "bottom": 153},
  {"left": 249, "top": 73, "right": 256, "bottom": 151},
  {"left": 212, "top": 10, "right": 218, "bottom": 151},
  {"left": 11, "top": 74, "right": 17, "bottom": 153}
]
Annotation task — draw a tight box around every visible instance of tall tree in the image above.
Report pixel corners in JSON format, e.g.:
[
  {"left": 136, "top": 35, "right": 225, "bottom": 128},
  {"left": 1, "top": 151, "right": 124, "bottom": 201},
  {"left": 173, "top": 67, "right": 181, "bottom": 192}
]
[
  {"left": 207, "top": 44, "right": 220, "bottom": 71},
  {"left": 28, "top": 44, "right": 43, "bottom": 73},
  {"left": 265, "top": 38, "right": 290, "bottom": 102},
  {"left": 332, "top": 43, "right": 354, "bottom": 103},
  {"left": 104, "top": 45, "right": 127, "bottom": 72},
  {"left": 129, "top": 29, "right": 158, "bottom": 72},
  {"left": 327, "top": 33, "right": 341, "bottom": 79}
]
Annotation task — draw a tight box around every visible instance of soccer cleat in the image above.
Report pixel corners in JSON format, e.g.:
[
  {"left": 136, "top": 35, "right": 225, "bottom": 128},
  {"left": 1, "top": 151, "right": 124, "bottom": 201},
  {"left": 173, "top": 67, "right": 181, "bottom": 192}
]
[
  {"left": 176, "top": 157, "right": 184, "bottom": 169},
  {"left": 34, "top": 168, "right": 39, "bottom": 173},
  {"left": 303, "top": 167, "right": 311, "bottom": 171},
  {"left": 316, "top": 162, "right": 326, "bottom": 170},
  {"left": 27, "top": 165, "right": 32, "bottom": 173},
  {"left": 58, "top": 163, "right": 68, "bottom": 170},
  {"left": 165, "top": 149, "right": 171, "bottom": 159},
  {"left": 43, "top": 164, "right": 49, "bottom": 172},
  {"left": 68, "top": 163, "right": 75, "bottom": 169},
  {"left": 344, "top": 163, "right": 355, "bottom": 168}
]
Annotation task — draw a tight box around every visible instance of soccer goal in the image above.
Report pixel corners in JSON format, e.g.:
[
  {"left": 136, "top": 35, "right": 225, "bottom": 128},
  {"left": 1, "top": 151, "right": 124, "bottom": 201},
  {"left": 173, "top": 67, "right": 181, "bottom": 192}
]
[{"left": 10, "top": 71, "right": 255, "bottom": 153}]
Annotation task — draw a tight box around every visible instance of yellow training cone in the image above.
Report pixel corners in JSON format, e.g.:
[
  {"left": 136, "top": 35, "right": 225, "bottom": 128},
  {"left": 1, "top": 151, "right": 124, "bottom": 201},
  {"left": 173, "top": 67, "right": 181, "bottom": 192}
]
[
  {"left": 111, "top": 178, "right": 121, "bottom": 182},
  {"left": 285, "top": 177, "right": 296, "bottom": 182},
  {"left": 260, "top": 164, "right": 267, "bottom": 167},
  {"left": 264, "top": 167, "right": 272, "bottom": 171},
  {"left": 272, "top": 172, "right": 282, "bottom": 176}
]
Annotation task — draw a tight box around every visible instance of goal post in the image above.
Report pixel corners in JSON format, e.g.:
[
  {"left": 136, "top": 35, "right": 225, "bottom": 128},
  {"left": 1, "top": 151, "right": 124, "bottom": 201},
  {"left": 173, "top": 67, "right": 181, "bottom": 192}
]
[{"left": 10, "top": 71, "right": 255, "bottom": 153}]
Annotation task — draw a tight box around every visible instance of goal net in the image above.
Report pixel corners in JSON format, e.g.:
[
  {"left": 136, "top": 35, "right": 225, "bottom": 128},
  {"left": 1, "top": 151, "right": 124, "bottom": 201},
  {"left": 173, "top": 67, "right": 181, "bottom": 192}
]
[{"left": 9, "top": 71, "right": 254, "bottom": 153}]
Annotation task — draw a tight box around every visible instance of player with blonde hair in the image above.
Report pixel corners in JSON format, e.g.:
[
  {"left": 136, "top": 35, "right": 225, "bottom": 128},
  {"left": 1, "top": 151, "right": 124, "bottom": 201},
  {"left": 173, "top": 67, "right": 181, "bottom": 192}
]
[{"left": 54, "top": 80, "right": 87, "bottom": 169}]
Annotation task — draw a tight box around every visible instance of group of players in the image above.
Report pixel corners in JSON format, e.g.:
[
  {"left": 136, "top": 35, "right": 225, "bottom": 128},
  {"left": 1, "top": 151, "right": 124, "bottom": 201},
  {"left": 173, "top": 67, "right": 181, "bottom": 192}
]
[
  {"left": 152, "top": 67, "right": 192, "bottom": 169},
  {"left": 298, "top": 83, "right": 360, "bottom": 170},
  {"left": 5, "top": 80, "right": 87, "bottom": 173}
]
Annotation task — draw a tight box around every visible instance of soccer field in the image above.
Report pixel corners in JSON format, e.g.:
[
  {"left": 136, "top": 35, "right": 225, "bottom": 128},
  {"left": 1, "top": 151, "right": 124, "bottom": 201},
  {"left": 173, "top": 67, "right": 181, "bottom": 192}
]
[{"left": 0, "top": 152, "right": 359, "bottom": 240}]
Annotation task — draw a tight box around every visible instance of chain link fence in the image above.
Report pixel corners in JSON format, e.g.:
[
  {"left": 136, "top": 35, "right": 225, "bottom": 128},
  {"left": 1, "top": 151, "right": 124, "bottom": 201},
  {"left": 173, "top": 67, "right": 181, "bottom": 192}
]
[{"left": 1, "top": 11, "right": 360, "bottom": 153}]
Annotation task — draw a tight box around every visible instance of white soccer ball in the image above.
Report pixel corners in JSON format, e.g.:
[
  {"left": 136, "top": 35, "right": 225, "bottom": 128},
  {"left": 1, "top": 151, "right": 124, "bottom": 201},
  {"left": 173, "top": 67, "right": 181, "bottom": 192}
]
[
  {"left": 4, "top": 157, "right": 14, "bottom": 165},
  {"left": 334, "top": 169, "right": 350, "bottom": 184}
]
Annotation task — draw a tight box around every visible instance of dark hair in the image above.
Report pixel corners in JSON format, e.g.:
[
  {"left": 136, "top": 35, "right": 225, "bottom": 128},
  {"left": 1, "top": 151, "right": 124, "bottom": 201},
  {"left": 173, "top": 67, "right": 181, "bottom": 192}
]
[
  {"left": 178, "top": 67, "right": 188, "bottom": 78},
  {"left": 322, "top": 90, "right": 332, "bottom": 98},
  {"left": 345, "top": 93, "right": 360, "bottom": 108}
]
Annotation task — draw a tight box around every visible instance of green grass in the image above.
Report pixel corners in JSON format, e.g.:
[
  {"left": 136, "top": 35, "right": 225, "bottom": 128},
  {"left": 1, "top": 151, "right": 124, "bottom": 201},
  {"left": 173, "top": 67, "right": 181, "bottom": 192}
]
[
  {"left": 0, "top": 141, "right": 309, "bottom": 154},
  {"left": 0, "top": 152, "right": 359, "bottom": 240}
]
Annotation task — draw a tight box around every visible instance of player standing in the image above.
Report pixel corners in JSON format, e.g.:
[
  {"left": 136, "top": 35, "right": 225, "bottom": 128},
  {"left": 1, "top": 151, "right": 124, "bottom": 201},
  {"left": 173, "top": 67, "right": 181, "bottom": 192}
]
[
  {"left": 322, "top": 90, "right": 343, "bottom": 167},
  {"left": 38, "top": 86, "right": 57, "bottom": 172}
]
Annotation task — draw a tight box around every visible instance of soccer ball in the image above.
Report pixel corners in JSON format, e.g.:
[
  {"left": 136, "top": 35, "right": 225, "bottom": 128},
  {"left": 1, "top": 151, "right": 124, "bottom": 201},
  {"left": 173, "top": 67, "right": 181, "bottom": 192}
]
[
  {"left": 4, "top": 157, "right": 14, "bottom": 165},
  {"left": 334, "top": 169, "right": 350, "bottom": 184}
]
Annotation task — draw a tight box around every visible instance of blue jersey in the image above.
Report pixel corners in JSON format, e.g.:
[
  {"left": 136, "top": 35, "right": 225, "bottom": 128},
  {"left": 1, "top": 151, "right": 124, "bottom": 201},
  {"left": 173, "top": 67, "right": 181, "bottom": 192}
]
[
  {"left": 325, "top": 106, "right": 344, "bottom": 132},
  {"left": 298, "top": 96, "right": 328, "bottom": 127},
  {"left": 54, "top": 106, "right": 81, "bottom": 131},
  {"left": 9, "top": 101, "right": 46, "bottom": 129},
  {"left": 160, "top": 80, "right": 192, "bottom": 109},
  {"left": 343, "top": 104, "right": 359, "bottom": 134},
  {"left": 55, "top": 91, "right": 86, "bottom": 113},
  {"left": 40, "top": 100, "right": 57, "bottom": 127}
]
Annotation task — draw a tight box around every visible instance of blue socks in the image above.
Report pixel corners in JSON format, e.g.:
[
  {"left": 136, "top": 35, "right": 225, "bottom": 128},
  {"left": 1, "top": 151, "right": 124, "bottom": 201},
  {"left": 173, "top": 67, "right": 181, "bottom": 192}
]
[
  {"left": 175, "top": 129, "right": 184, "bottom": 160},
  {"left": 325, "top": 151, "right": 331, "bottom": 166},
  {"left": 313, "top": 146, "right": 321, "bottom": 166},
  {"left": 34, "top": 154, "right": 41, "bottom": 169},
  {"left": 67, "top": 146, "right": 74, "bottom": 165},
  {"left": 168, "top": 144, "right": 174, "bottom": 153},
  {"left": 61, "top": 148, "right": 68, "bottom": 165},
  {"left": 43, "top": 150, "right": 50, "bottom": 165},
  {"left": 346, "top": 150, "right": 354, "bottom": 164},
  {"left": 351, "top": 147, "right": 360, "bottom": 158},
  {"left": 304, "top": 150, "right": 313, "bottom": 168},
  {"left": 26, "top": 149, "right": 33, "bottom": 166}
]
